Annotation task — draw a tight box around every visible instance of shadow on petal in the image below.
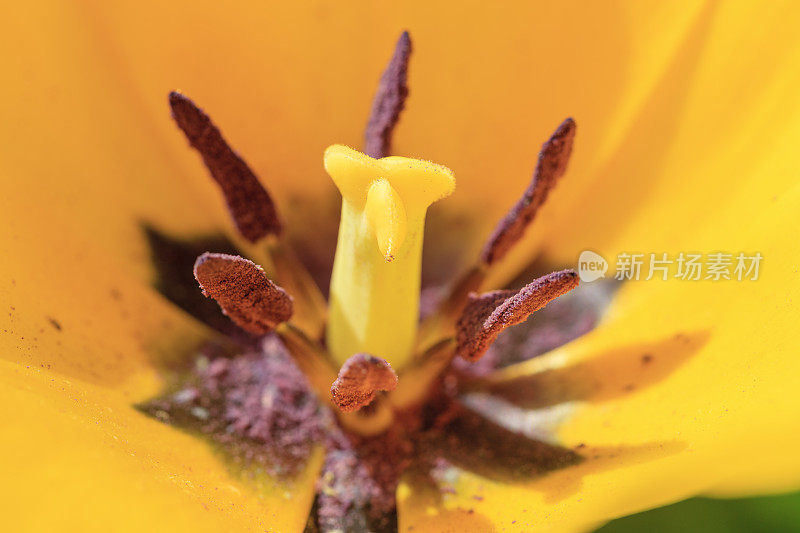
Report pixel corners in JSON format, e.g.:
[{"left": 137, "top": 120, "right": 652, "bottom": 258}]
[
  {"left": 472, "top": 330, "right": 710, "bottom": 410},
  {"left": 528, "top": 441, "right": 688, "bottom": 504},
  {"left": 422, "top": 406, "right": 687, "bottom": 505},
  {"left": 425, "top": 405, "right": 581, "bottom": 483}
]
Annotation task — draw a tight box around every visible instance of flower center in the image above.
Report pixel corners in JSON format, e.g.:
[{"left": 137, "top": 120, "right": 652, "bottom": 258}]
[
  {"left": 168, "top": 78, "right": 578, "bottom": 435},
  {"left": 142, "top": 29, "right": 598, "bottom": 532},
  {"left": 158, "top": 18, "right": 589, "bottom": 455}
]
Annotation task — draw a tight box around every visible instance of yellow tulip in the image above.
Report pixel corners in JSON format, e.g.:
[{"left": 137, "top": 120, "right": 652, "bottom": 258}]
[{"left": 2, "top": 1, "right": 800, "bottom": 532}]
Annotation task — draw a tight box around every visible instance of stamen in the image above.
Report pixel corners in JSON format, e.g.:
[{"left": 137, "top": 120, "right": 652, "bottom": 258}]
[
  {"left": 331, "top": 353, "right": 398, "bottom": 412},
  {"left": 456, "top": 269, "right": 579, "bottom": 361},
  {"left": 195, "top": 253, "right": 338, "bottom": 405},
  {"left": 193, "top": 252, "right": 292, "bottom": 334},
  {"left": 170, "top": 92, "right": 327, "bottom": 337},
  {"left": 416, "top": 119, "right": 576, "bottom": 351},
  {"left": 364, "top": 31, "right": 412, "bottom": 159},
  {"left": 480, "top": 118, "right": 576, "bottom": 265},
  {"left": 169, "top": 91, "right": 283, "bottom": 242}
]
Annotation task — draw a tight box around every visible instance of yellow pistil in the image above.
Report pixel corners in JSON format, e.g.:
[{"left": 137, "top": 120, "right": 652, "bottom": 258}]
[{"left": 324, "top": 145, "right": 455, "bottom": 370}]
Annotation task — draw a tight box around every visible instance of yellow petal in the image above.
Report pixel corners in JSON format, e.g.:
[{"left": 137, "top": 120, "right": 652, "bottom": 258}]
[
  {"left": 43, "top": 1, "right": 701, "bottom": 227},
  {"left": 0, "top": 1, "right": 239, "bottom": 284},
  {"left": 1, "top": 360, "right": 324, "bottom": 532},
  {"left": 400, "top": 95, "right": 800, "bottom": 533},
  {"left": 0, "top": 0, "right": 323, "bottom": 518},
  {"left": 4, "top": 0, "right": 800, "bottom": 530},
  {"left": 0, "top": 213, "right": 323, "bottom": 530},
  {"left": 492, "top": 1, "right": 800, "bottom": 283},
  {"left": 1, "top": 5, "right": 324, "bottom": 523}
]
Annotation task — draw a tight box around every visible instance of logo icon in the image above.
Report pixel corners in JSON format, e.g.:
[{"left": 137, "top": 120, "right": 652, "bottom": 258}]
[{"left": 578, "top": 250, "right": 608, "bottom": 282}]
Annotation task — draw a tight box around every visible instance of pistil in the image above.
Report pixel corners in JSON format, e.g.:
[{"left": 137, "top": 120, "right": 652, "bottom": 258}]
[{"left": 324, "top": 145, "right": 455, "bottom": 370}]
